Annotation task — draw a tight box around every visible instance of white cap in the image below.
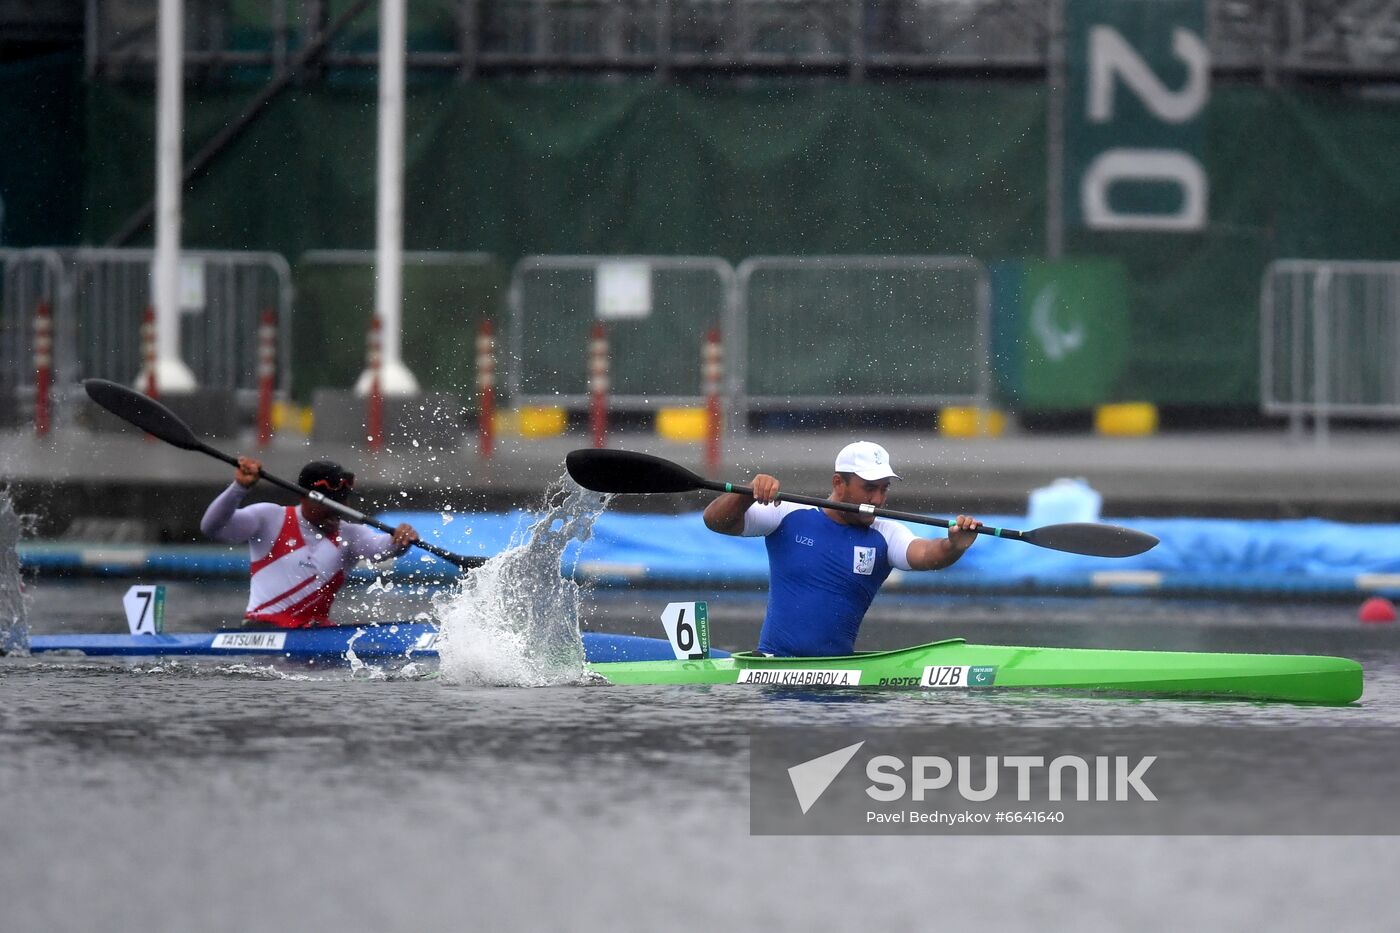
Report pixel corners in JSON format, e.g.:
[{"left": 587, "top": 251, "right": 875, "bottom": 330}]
[{"left": 834, "top": 441, "right": 900, "bottom": 481}]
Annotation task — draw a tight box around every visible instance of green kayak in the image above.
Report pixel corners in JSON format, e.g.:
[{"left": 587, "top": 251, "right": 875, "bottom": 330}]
[{"left": 589, "top": 637, "right": 1364, "bottom": 705}]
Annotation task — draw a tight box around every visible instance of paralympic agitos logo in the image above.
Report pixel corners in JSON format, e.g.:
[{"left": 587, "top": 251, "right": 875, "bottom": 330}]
[{"left": 788, "top": 741, "right": 1157, "bottom": 814}]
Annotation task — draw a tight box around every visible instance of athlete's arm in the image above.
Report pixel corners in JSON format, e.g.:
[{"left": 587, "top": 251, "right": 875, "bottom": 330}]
[
  {"left": 904, "top": 515, "right": 981, "bottom": 571},
  {"left": 703, "top": 474, "right": 780, "bottom": 536},
  {"left": 200, "top": 456, "right": 268, "bottom": 543},
  {"left": 342, "top": 523, "right": 418, "bottom": 563},
  {"left": 200, "top": 483, "right": 268, "bottom": 543}
]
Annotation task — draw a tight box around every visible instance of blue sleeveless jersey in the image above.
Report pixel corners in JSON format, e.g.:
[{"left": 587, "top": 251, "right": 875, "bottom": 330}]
[{"left": 757, "top": 507, "right": 893, "bottom": 657}]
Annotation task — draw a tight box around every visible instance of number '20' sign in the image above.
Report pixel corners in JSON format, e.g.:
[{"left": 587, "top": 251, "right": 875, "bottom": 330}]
[{"left": 1072, "top": 1, "right": 1210, "bottom": 232}]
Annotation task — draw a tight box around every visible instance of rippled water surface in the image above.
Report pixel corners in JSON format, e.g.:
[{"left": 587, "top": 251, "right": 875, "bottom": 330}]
[{"left": 5, "top": 579, "right": 1400, "bottom": 931}]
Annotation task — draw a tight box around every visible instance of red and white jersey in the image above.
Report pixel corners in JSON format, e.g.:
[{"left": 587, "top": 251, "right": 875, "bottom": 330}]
[{"left": 201, "top": 483, "right": 400, "bottom": 628}]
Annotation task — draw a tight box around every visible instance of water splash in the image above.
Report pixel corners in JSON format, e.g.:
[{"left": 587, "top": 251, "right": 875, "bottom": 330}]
[
  {"left": 434, "top": 476, "right": 610, "bottom": 686},
  {"left": 0, "top": 490, "right": 29, "bottom": 655}
]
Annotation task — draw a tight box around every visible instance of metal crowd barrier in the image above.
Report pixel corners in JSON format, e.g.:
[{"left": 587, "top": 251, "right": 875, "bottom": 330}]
[
  {"left": 505, "top": 253, "right": 992, "bottom": 427},
  {"left": 507, "top": 255, "right": 735, "bottom": 410},
  {"left": 1261, "top": 259, "right": 1400, "bottom": 444},
  {"left": 62, "top": 248, "right": 294, "bottom": 399},
  {"left": 297, "top": 249, "right": 502, "bottom": 396},
  {"left": 1, "top": 248, "right": 293, "bottom": 432},
  {"left": 7, "top": 245, "right": 1000, "bottom": 439},
  {"left": 735, "top": 255, "right": 991, "bottom": 413},
  {"left": 0, "top": 248, "right": 69, "bottom": 426}
]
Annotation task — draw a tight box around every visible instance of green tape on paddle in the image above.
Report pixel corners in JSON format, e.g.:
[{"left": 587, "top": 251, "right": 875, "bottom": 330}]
[{"left": 950, "top": 518, "right": 1002, "bottom": 537}]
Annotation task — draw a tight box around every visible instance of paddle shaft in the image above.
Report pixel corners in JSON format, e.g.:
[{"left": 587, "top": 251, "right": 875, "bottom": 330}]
[
  {"left": 707, "top": 479, "right": 1024, "bottom": 540},
  {"left": 188, "top": 442, "right": 481, "bottom": 569},
  {"left": 564, "top": 448, "right": 1157, "bottom": 558},
  {"left": 81, "top": 379, "right": 488, "bottom": 567}
]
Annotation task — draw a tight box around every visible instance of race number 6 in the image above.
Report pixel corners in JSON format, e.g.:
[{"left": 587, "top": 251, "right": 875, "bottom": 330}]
[{"left": 661, "top": 601, "right": 710, "bottom": 660}]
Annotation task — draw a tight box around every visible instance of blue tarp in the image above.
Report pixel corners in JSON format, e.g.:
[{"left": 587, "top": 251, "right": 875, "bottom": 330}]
[
  {"left": 374, "top": 509, "right": 1400, "bottom": 596},
  {"left": 20, "top": 510, "right": 1400, "bottom": 596}
]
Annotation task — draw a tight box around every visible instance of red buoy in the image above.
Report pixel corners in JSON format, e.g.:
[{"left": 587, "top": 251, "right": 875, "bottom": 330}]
[{"left": 1359, "top": 596, "right": 1397, "bottom": 624}]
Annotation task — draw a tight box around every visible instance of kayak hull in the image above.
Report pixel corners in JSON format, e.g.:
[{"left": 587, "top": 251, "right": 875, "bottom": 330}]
[
  {"left": 27, "top": 626, "right": 698, "bottom": 664},
  {"left": 589, "top": 638, "right": 1364, "bottom": 705},
  {"left": 24, "top": 628, "right": 1363, "bottom": 704}
]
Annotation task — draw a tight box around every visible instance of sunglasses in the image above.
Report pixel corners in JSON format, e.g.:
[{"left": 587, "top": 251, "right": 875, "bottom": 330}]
[{"left": 310, "top": 474, "right": 355, "bottom": 492}]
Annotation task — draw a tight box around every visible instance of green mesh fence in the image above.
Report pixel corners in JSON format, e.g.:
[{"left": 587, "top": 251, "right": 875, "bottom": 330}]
[{"left": 293, "top": 252, "right": 506, "bottom": 403}]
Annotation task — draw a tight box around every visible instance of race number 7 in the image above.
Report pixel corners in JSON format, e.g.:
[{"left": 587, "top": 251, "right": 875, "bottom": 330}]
[{"left": 123, "top": 585, "right": 166, "bottom": 635}]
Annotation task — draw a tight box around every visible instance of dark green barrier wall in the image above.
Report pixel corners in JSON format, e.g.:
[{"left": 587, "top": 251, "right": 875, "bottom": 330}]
[
  {"left": 1067, "top": 86, "right": 1400, "bottom": 405},
  {"left": 77, "top": 79, "right": 1046, "bottom": 261},
  {"left": 7, "top": 71, "right": 1400, "bottom": 408},
  {"left": 0, "top": 53, "right": 83, "bottom": 247}
]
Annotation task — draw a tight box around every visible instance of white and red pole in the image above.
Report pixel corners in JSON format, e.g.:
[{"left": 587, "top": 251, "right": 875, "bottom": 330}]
[
  {"left": 476, "top": 320, "right": 496, "bottom": 460},
  {"left": 589, "top": 322, "right": 609, "bottom": 449},
  {"left": 703, "top": 326, "right": 723, "bottom": 475},
  {"left": 366, "top": 315, "right": 384, "bottom": 452},
  {"left": 33, "top": 301, "right": 52, "bottom": 437},
  {"left": 255, "top": 309, "right": 276, "bottom": 449},
  {"left": 140, "top": 307, "right": 158, "bottom": 441},
  {"left": 141, "top": 307, "right": 159, "bottom": 400}
]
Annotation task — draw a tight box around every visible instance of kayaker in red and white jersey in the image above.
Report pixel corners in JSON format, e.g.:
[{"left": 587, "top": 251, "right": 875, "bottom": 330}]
[
  {"left": 201, "top": 457, "right": 419, "bottom": 629},
  {"left": 703, "top": 441, "right": 981, "bottom": 657}
]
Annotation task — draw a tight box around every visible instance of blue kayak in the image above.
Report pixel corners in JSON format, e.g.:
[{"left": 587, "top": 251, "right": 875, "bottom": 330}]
[{"left": 26, "top": 623, "right": 728, "bottom": 663}]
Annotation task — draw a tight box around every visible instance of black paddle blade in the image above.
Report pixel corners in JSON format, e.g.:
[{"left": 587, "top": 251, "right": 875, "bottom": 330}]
[
  {"left": 1019, "top": 522, "right": 1159, "bottom": 558},
  {"left": 83, "top": 378, "right": 202, "bottom": 450},
  {"left": 566, "top": 449, "right": 706, "bottom": 494}
]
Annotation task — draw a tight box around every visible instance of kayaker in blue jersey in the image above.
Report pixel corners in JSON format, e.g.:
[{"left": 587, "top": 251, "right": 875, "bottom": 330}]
[{"left": 702, "top": 441, "right": 981, "bottom": 657}]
